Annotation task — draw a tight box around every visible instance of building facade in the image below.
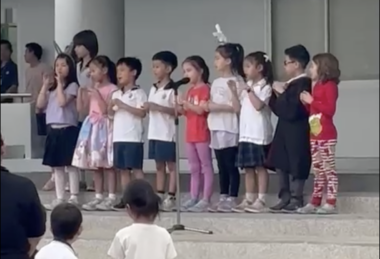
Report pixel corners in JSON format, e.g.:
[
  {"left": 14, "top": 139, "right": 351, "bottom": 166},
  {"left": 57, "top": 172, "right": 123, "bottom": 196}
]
[{"left": 1, "top": 0, "right": 379, "bottom": 168}]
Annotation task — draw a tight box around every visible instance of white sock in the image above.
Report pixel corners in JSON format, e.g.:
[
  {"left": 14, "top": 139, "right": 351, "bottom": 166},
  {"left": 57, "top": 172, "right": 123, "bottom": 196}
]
[
  {"left": 70, "top": 194, "right": 78, "bottom": 200},
  {"left": 54, "top": 167, "right": 65, "bottom": 200},
  {"left": 246, "top": 193, "right": 256, "bottom": 202},
  {"left": 95, "top": 193, "right": 103, "bottom": 200},
  {"left": 108, "top": 193, "right": 116, "bottom": 200},
  {"left": 67, "top": 166, "right": 79, "bottom": 195},
  {"left": 258, "top": 193, "right": 266, "bottom": 203}
]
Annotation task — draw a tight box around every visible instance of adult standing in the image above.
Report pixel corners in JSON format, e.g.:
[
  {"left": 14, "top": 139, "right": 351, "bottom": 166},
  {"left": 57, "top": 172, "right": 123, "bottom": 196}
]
[
  {"left": 1, "top": 39, "right": 18, "bottom": 103},
  {"left": 73, "top": 30, "right": 99, "bottom": 191},
  {"left": 0, "top": 134, "right": 46, "bottom": 258}
]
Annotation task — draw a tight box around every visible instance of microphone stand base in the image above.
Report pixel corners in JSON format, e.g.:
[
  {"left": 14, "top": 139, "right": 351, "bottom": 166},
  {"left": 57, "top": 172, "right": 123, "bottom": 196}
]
[{"left": 167, "top": 224, "right": 213, "bottom": 235}]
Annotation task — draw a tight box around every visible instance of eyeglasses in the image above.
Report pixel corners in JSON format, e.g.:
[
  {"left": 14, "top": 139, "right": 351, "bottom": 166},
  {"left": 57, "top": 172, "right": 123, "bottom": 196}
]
[{"left": 283, "top": 60, "right": 296, "bottom": 66}]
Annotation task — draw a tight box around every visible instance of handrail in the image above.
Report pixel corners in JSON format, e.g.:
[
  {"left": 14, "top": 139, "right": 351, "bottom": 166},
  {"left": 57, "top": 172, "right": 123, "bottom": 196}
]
[
  {"left": 1, "top": 93, "right": 32, "bottom": 103},
  {"left": 1, "top": 93, "right": 32, "bottom": 98}
]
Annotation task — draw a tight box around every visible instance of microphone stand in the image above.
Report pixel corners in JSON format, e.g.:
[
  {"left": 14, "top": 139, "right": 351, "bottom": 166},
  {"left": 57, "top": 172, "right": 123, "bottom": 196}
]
[{"left": 167, "top": 85, "right": 213, "bottom": 235}]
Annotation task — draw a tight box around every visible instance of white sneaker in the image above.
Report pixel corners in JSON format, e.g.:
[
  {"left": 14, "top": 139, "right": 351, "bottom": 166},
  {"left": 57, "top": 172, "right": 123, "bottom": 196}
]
[
  {"left": 82, "top": 198, "right": 103, "bottom": 211},
  {"left": 96, "top": 198, "right": 118, "bottom": 211},
  {"left": 162, "top": 196, "right": 176, "bottom": 212},
  {"left": 232, "top": 199, "right": 252, "bottom": 213},
  {"left": 245, "top": 199, "right": 267, "bottom": 213},
  {"left": 68, "top": 196, "right": 80, "bottom": 206},
  {"left": 45, "top": 199, "right": 65, "bottom": 211}
]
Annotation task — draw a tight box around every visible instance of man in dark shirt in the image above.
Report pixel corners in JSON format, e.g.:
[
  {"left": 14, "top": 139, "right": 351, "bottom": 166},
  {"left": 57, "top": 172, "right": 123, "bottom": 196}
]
[
  {"left": 0, "top": 134, "right": 46, "bottom": 258},
  {"left": 1, "top": 39, "right": 18, "bottom": 103}
]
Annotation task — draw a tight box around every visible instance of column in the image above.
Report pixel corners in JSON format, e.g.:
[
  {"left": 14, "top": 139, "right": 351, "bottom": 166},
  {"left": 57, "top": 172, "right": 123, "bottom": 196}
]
[{"left": 54, "top": 0, "right": 125, "bottom": 61}]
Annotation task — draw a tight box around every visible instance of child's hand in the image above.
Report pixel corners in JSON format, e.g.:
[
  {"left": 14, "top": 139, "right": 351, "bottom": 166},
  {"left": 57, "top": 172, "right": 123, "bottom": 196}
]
[
  {"left": 227, "top": 80, "right": 237, "bottom": 93},
  {"left": 113, "top": 98, "right": 124, "bottom": 107},
  {"left": 273, "top": 82, "right": 286, "bottom": 94},
  {"left": 55, "top": 75, "right": 64, "bottom": 87},
  {"left": 142, "top": 102, "right": 149, "bottom": 111},
  {"left": 42, "top": 74, "right": 52, "bottom": 89},
  {"left": 148, "top": 102, "right": 159, "bottom": 111},
  {"left": 300, "top": 91, "right": 313, "bottom": 104}
]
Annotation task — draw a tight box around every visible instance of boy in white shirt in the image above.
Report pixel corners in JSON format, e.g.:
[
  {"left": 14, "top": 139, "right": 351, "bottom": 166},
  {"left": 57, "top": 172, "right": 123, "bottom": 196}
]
[
  {"left": 36, "top": 203, "right": 82, "bottom": 259},
  {"left": 145, "top": 51, "right": 178, "bottom": 211},
  {"left": 106, "top": 57, "right": 147, "bottom": 211},
  {"left": 108, "top": 179, "right": 177, "bottom": 259}
]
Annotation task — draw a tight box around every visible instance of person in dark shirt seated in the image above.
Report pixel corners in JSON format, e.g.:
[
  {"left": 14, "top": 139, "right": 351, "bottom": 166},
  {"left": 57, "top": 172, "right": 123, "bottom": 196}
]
[
  {"left": 1, "top": 39, "right": 19, "bottom": 103},
  {"left": 0, "top": 133, "right": 46, "bottom": 258}
]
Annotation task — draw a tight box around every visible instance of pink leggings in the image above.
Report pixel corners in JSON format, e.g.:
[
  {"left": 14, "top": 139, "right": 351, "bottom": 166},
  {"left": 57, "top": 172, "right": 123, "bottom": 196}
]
[{"left": 186, "top": 142, "right": 214, "bottom": 201}]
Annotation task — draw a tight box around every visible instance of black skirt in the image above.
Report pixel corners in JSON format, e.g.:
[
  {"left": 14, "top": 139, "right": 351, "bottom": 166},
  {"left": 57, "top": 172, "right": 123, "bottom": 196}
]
[
  {"left": 236, "top": 142, "right": 271, "bottom": 169},
  {"left": 42, "top": 126, "right": 79, "bottom": 167}
]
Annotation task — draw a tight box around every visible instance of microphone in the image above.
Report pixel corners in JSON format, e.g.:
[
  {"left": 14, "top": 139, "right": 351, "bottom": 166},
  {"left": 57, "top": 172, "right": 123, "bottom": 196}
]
[{"left": 172, "top": 77, "right": 190, "bottom": 89}]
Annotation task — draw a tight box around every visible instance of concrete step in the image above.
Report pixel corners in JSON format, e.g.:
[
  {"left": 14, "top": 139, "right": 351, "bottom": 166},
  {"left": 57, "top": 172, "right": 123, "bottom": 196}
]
[
  {"left": 43, "top": 211, "right": 379, "bottom": 238},
  {"left": 38, "top": 191, "right": 379, "bottom": 214},
  {"left": 17, "top": 170, "right": 380, "bottom": 193},
  {"left": 39, "top": 235, "right": 379, "bottom": 259}
]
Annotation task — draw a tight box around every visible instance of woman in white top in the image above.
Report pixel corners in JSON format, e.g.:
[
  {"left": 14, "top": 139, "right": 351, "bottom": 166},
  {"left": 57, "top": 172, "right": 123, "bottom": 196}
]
[
  {"left": 201, "top": 43, "right": 244, "bottom": 213},
  {"left": 232, "top": 51, "right": 274, "bottom": 214}
]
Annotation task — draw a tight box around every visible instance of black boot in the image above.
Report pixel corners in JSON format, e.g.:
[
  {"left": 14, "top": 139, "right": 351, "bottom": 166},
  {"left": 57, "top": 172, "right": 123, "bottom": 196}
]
[
  {"left": 270, "top": 170, "right": 291, "bottom": 212},
  {"left": 282, "top": 179, "right": 305, "bottom": 213},
  {"left": 282, "top": 196, "right": 304, "bottom": 213}
]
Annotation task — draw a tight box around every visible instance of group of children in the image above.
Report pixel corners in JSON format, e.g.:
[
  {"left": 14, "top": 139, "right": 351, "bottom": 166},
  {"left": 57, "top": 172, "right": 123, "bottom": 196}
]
[{"left": 40, "top": 29, "right": 341, "bottom": 215}]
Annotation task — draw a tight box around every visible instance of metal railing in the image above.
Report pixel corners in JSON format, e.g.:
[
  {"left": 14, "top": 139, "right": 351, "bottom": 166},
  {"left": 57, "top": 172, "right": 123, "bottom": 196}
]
[{"left": 1, "top": 93, "right": 32, "bottom": 103}]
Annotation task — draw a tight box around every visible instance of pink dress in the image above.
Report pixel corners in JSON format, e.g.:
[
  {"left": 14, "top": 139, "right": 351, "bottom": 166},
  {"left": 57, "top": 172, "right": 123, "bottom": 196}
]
[{"left": 72, "top": 84, "right": 117, "bottom": 169}]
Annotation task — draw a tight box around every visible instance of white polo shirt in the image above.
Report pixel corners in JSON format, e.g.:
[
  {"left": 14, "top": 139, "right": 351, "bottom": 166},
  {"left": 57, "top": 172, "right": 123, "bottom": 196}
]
[
  {"left": 147, "top": 86, "right": 176, "bottom": 142},
  {"left": 36, "top": 241, "right": 78, "bottom": 259},
  {"left": 207, "top": 77, "right": 239, "bottom": 134},
  {"left": 112, "top": 87, "right": 147, "bottom": 142},
  {"left": 239, "top": 79, "right": 273, "bottom": 145},
  {"left": 108, "top": 224, "right": 177, "bottom": 259}
]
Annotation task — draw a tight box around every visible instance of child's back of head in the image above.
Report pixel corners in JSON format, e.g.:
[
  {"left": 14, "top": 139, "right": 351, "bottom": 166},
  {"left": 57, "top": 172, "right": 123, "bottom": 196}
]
[
  {"left": 108, "top": 179, "right": 177, "bottom": 259},
  {"left": 123, "top": 179, "right": 161, "bottom": 222},
  {"left": 36, "top": 203, "right": 82, "bottom": 259},
  {"left": 51, "top": 203, "right": 83, "bottom": 241}
]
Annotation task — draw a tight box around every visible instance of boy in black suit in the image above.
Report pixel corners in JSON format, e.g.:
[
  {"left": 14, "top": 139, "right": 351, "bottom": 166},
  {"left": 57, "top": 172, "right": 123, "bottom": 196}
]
[{"left": 268, "top": 44, "right": 312, "bottom": 212}]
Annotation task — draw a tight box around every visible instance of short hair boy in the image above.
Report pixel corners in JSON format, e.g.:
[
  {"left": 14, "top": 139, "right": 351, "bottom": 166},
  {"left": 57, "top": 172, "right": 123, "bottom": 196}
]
[
  {"left": 106, "top": 57, "right": 148, "bottom": 211},
  {"left": 35, "top": 203, "right": 83, "bottom": 259},
  {"left": 268, "top": 44, "right": 312, "bottom": 212},
  {"left": 147, "top": 51, "right": 179, "bottom": 211}
]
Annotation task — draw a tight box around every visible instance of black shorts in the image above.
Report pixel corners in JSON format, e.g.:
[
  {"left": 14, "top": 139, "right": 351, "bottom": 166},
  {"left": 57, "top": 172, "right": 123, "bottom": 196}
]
[
  {"left": 113, "top": 142, "right": 144, "bottom": 170},
  {"left": 148, "top": 140, "right": 176, "bottom": 162},
  {"left": 236, "top": 142, "right": 271, "bottom": 169},
  {"left": 42, "top": 126, "right": 79, "bottom": 167}
]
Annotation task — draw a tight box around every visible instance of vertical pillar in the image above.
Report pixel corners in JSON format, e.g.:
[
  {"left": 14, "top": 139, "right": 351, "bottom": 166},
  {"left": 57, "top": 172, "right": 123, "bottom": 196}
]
[{"left": 54, "top": 0, "right": 124, "bottom": 61}]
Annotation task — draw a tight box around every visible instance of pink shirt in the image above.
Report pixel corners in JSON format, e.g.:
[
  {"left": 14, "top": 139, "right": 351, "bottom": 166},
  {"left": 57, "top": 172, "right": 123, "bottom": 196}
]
[{"left": 89, "top": 84, "right": 117, "bottom": 121}]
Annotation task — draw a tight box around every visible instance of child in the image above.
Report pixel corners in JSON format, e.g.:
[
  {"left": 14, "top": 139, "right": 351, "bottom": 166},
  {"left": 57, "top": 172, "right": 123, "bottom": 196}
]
[
  {"left": 268, "top": 44, "right": 312, "bottom": 212},
  {"left": 108, "top": 179, "right": 177, "bottom": 259},
  {"left": 36, "top": 53, "right": 80, "bottom": 210},
  {"left": 110, "top": 57, "right": 147, "bottom": 211},
  {"left": 146, "top": 51, "right": 178, "bottom": 211},
  {"left": 203, "top": 43, "right": 244, "bottom": 213},
  {"left": 72, "top": 55, "right": 118, "bottom": 211},
  {"left": 232, "top": 51, "right": 274, "bottom": 213},
  {"left": 35, "top": 203, "right": 83, "bottom": 259},
  {"left": 298, "top": 53, "right": 340, "bottom": 214},
  {"left": 178, "top": 56, "right": 214, "bottom": 212},
  {"left": 73, "top": 29, "right": 99, "bottom": 191}
]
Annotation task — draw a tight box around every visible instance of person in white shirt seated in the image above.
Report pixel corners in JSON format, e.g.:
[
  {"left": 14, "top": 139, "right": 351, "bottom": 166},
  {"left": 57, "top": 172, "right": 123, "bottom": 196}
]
[
  {"left": 36, "top": 203, "right": 82, "bottom": 259},
  {"left": 108, "top": 179, "right": 177, "bottom": 259}
]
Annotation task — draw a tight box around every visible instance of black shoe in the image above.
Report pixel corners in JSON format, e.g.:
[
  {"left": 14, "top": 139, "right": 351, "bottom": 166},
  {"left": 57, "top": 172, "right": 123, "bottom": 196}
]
[
  {"left": 282, "top": 197, "right": 304, "bottom": 213},
  {"left": 269, "top": 199, "right": 290, "bottom": 213},
  {"left": 112, "top": 200, "right": 126, "bottom": 211}
]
